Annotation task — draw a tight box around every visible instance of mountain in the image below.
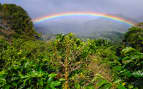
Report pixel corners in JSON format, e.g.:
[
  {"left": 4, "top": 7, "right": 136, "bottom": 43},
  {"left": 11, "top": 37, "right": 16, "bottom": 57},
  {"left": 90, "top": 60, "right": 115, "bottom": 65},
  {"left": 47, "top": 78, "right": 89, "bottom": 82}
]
[
  {"left": 0, "top": 4, "right": 39, "bottom": 40},
  {"left": 35, "top": 16, "right": 131, "bottom": 40}
]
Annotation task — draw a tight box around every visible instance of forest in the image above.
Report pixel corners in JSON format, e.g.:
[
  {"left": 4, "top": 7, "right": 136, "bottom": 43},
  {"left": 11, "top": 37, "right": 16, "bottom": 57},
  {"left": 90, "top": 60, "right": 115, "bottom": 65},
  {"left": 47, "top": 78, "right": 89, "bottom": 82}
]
[{"left": 0, "top": 3, "right": 143, "bottom": 89}]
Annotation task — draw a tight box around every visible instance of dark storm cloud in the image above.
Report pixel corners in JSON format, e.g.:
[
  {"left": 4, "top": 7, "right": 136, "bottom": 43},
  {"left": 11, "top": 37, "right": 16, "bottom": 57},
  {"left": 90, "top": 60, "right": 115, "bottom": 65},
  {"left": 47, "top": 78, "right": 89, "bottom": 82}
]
[{"left": 1, "top": 0, "right": 143, "bottom": 21}]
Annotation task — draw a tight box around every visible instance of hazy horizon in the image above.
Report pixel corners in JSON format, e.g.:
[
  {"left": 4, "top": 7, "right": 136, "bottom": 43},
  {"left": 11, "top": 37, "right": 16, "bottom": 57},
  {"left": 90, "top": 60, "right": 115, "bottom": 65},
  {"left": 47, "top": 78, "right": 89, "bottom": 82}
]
[{"left": 1, "top": 0, "right": 142, "bottom": 37}]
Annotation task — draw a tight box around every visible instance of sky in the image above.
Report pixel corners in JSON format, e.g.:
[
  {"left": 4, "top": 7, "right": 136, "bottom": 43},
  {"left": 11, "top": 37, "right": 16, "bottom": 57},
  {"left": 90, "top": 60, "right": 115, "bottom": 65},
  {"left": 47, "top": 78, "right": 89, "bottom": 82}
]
[{"left": 1, "top": 0, "right": 143, "bottom": 22}]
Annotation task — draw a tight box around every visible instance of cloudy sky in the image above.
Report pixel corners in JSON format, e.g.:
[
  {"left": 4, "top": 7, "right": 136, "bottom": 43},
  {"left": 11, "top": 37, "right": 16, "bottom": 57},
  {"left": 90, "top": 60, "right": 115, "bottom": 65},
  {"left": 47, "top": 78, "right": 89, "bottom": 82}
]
[{"left": 1, "top": 0, "right": 143, "bottom": 22}]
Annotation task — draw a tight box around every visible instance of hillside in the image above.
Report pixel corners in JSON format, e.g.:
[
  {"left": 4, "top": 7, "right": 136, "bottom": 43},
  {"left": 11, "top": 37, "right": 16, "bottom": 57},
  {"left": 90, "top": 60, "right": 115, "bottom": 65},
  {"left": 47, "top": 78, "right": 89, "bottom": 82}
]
[{"left": 0, "top": 4, "right": 39, "bottom": 40}]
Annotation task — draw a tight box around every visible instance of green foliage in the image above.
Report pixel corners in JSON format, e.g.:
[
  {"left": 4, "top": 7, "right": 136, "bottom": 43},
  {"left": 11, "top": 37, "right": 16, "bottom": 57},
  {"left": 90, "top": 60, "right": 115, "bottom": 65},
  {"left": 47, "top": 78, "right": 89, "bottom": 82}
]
[
  {"left": 121, "top": 47, "right": 143, "bottom": 88},
  {"left": 93, "top": 74, "right": 112, "bottom": 89},
  {"left": 1, "top": 30, "right": 143, "bottom": 88},
  {"left": 0, "top": 39, "right": 64, "bottom": 89},
  {"left": 1, "top": 4, "right": 143, "bottom": 88},
  {"left": 117, "top": 84, "right": 127, "bottom": 89},
  {"left": 0, "top": 34, "right": 95, "bottom": 89},
  {"left": 124, "top": 26, "right": 143, "bottom": 52},
  {"left": 2, "top": 31, "right": 142, "bottom": 88},
  {"left": 50, "top": 33, "right": 96, "bottom": 88},
  {"left": 0, "top": 4, "right": 39, "bottom": 39},
  {"left": 109, "top": 47, "right": 143, "bottom": 89}
]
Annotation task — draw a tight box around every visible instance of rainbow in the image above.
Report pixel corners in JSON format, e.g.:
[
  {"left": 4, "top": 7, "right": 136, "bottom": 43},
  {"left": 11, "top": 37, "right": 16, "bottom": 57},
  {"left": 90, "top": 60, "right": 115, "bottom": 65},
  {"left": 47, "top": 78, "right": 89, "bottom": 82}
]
[{"left": 32, "top": 12, "right": 135, "bottom": 25}]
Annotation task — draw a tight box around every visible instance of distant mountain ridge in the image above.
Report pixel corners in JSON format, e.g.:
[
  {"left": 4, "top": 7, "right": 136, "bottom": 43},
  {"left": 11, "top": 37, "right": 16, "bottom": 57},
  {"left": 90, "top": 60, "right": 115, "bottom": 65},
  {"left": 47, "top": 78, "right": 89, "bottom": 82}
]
[{"left": 35, "top": 16, "right": 132, "bottom": 40}]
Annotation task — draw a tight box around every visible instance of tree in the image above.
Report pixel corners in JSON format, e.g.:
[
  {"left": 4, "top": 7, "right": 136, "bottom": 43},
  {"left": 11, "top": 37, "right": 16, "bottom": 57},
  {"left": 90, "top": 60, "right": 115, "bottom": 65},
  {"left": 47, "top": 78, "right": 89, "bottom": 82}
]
[
  {"left": 136, "top": 22, "right": 143, "bottom": 29},
  {"left": 120, "top": 47, "right": 143, "bottom": 88},
  {"left": 124, "top": 25, "right": 143, "bottom": 52}
]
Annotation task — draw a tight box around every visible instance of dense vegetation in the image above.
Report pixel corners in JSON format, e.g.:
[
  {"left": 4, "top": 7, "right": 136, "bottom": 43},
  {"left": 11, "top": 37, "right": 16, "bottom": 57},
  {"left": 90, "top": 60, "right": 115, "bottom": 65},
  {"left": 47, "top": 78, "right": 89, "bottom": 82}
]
[
  {"left": 0, "top": 3, "right": 39, "bottom": 40},
  {"left": 0, "top": 3, "right": 143, "bottom": 89}
]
